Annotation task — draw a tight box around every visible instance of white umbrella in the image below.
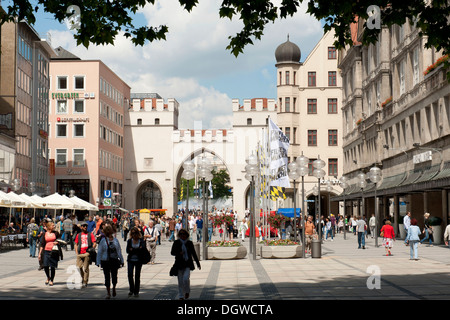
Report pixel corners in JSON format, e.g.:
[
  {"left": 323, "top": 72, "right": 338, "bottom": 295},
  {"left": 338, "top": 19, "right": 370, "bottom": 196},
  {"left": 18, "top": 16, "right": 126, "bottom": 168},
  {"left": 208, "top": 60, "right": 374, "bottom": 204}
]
[
  {"left": 18, "top": 193, "right": 42, "bottom": 218},
  {"left": 0, "top": 191, "right": 27, "bottom": 225},
  {"left": 63, "top": 195, "right": 99, "bottom": 211}
]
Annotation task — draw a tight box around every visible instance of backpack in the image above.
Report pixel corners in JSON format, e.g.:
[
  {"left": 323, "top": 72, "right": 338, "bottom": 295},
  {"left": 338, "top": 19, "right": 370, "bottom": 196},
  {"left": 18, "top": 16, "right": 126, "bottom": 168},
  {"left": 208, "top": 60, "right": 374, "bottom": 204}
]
[{"left": 31, "top": 224, "right": 39, "bottom": 238}]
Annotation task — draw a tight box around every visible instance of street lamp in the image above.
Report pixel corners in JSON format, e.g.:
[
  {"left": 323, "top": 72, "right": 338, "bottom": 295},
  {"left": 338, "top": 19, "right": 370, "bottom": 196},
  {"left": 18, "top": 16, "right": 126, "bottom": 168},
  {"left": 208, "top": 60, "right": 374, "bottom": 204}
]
[
  {"left": 182, "top": 160, "right": 195, "bottom": 230},
  {"left": 29, "top": 182, "right": 36, "bottom": 195},
  {"left": 288, "top": 161, "right": 300, "bottom": 242},
  {"left": 296, "top": 154, "right": 309, "bottom": 258},
  {"left": 312, "top": 157, "right": 326, "bottom": 241},
  {"left": 245, "top": 153, "right": 259, "bottom": 260},
  {"left": 197, "top": 156, "right": 213, "bottom": 260},
  {"left": 339, "top": 176, "right": 349, "bottom": 240},
  {"left": 357, "top": 172, "right": 367, "bottom": 220},
  {"left": 368, "top": 166, "right": 382, "bottom": 247}
]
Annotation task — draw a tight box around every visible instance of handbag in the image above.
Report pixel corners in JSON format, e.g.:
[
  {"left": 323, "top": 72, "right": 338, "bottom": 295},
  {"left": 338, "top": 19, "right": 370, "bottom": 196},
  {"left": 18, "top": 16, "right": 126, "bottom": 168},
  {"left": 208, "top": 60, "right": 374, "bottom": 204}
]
[
  {"left": 141, "top": 246, "right": 151, "bottom": 264},
  {"left": 169, "top": 264, "right": 178, "bottom": 277},
  {"left": 51, "top": 242, "right": 60, "bottom": 258}
]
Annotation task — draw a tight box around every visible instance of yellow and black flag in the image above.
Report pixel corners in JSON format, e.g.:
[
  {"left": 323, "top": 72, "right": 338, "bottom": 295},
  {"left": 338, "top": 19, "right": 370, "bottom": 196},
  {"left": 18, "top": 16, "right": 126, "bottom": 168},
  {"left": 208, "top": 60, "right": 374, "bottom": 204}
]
[{"left": 270, "top": 186, "right": 286, "bottom": 201}]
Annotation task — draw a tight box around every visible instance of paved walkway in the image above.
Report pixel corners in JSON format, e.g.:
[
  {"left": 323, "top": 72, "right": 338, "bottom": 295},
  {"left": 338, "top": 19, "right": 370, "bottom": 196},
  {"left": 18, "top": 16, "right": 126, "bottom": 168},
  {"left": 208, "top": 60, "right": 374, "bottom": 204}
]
[{"left": 0, "top": 231, "right": 449, "bottom": 300}]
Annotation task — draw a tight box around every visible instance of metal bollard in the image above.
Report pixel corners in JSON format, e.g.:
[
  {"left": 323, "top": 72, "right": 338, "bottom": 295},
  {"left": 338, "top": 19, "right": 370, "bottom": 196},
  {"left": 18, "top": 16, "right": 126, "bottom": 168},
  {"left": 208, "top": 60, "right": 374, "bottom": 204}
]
[{"left": 311, "top": 239, "right": 321, "bottom": 258}]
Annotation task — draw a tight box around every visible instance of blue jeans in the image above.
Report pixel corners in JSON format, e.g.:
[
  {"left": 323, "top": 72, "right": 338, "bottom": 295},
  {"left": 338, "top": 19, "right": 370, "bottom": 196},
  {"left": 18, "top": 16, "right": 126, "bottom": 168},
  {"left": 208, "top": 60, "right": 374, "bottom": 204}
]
[
  {"left": 196, "top": 228, "right": 203, "bottom": 242},
  {"left": 208, "top": 227, "right": 213, "bottom": 241},
  {"left": 420, "top": 229, "right": 433, "bottom": 245},
  {"left": 29, "top": 237, "right": 37, "bottom": 257},
  {"left": 127, "top": 260, "right": 142, "bottom": 295},
  {"left": 358, "top": 232, "right": 365, "bottom": 248},
  {"left": 409, "top": 240, "right": 419, "bottom": 259},
  {"left": 169, "top": 230, "right": 175, "bottom": 241},
  {"left": 326, "top": 229, "right": 333, "bottom": 240}
]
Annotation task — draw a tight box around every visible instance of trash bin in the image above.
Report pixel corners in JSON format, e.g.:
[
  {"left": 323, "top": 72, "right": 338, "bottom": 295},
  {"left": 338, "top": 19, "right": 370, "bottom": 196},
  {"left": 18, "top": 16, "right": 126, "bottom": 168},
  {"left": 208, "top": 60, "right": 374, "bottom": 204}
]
[
  {"left": 194, "top": 242, "right": 201, "bottom": 260},
  {"left": 311, "top": 239, "right": 321, "bottom": 258}
]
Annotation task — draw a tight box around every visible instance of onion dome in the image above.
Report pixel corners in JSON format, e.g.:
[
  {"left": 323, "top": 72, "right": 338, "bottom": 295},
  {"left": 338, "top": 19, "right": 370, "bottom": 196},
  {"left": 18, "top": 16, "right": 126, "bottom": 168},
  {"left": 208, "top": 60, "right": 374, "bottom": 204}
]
[{"left": 275, "top": 35, "right": 301, "bottom": 64}]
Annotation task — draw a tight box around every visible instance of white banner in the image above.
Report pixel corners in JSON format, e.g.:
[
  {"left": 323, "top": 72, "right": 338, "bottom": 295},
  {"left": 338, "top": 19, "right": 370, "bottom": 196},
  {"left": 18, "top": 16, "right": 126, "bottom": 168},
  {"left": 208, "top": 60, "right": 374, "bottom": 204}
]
[{"left": 268, "top": 118, "right": 290, "bottom": 188}]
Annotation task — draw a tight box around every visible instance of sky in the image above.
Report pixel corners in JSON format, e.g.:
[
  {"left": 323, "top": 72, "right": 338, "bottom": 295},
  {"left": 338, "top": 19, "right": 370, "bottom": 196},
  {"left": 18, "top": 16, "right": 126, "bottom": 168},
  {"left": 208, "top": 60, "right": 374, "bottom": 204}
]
[{"left": 31, "top": 0, "right": 325, "bottom": 129}]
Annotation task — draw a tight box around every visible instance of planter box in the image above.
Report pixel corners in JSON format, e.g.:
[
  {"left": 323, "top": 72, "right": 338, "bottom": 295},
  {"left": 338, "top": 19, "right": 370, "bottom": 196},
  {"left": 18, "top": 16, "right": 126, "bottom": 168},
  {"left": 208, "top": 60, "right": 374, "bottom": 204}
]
[
  {"left": 398, "top": 224, "right": 406, "bottom": 239},
  {"left": 432, "top": 225, "right": 442, "bottom": 245},
  {"left": 207, "top": 246, "right": 247, "bottom": 260},
  {"left": 261, "top": 245, "right": 303, "bottom": 259}
]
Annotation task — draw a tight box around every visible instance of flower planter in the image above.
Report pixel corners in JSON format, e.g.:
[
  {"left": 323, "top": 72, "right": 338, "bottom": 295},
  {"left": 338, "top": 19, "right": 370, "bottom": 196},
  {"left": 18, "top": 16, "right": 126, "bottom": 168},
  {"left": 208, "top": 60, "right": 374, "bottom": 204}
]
[
  {"left": 432, "top": 225, "right": 442, "bottom": 245},
  {"left": 261, "top": 245, "right": 303, "bottom": 259},
  {"left": 207, "top": 246, "right": 247, "bottom": 260}
]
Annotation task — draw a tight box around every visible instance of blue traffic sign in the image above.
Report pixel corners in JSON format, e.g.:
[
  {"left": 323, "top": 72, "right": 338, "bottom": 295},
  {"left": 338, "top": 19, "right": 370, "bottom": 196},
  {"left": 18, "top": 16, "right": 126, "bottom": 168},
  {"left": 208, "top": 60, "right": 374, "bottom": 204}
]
[{"left": 103, "top": 190, "right": 112, "bottom": 198}]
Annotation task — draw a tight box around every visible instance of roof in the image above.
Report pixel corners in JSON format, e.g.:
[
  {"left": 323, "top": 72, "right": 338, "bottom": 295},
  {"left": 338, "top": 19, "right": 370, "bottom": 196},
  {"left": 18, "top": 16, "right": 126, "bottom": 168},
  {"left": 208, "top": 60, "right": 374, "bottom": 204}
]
[{"left": 52, "top": 46, "right": 81, "bottom": 60}]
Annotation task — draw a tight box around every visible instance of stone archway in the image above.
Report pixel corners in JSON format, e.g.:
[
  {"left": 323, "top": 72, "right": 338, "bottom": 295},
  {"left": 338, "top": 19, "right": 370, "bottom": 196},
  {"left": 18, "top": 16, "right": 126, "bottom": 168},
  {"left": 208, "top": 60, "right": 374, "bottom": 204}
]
[{"left": 136, "top": 180, "right": 162, "bottom": 209}]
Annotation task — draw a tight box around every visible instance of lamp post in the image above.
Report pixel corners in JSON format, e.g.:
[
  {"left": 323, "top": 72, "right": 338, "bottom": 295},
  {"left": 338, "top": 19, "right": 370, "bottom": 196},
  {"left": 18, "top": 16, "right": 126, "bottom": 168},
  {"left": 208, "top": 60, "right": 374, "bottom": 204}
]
[
  {"left": 312, "top": 157, "right": 326, "bottom": 241},
  {"left": 357, "top": 172, "right": 367, "bottom": 219},
  {"left": 197, "top": 156, "right": 213, "bottom": 260},
  {"left": 296, "top": 154, "right": 309, "bottom": 257},
  {"left": 339, "top": 176, "right": 349, "bottom": 240},
  {"left": 368, "top": 166, "right": 382, "bottom": 247},
  {"left": 182, "top": 160, "right": 195, "bottom": 230},
  {"left": 288, "top": 161, "right": 300, "bottom": 242},
  {"left": 245, "top": 153, "right": 259, "bottom": 260}
]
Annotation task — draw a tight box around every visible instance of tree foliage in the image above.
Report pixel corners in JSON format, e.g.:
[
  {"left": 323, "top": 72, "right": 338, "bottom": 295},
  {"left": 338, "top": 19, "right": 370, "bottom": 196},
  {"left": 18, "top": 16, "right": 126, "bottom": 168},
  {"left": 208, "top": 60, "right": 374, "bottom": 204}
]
[
  {"left": 211, "top": 169, "right": 232, "bottom": 199},
  {"left": 1, "top": 0, "right": 448, "bottom": 58}
]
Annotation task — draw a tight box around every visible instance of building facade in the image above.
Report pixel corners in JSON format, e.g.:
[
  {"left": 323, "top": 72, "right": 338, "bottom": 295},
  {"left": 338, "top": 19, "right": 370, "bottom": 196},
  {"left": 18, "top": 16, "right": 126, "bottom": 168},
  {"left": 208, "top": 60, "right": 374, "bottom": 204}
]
[
  {"left": 275, "top": 31, "right": 343, "bottom": 214},
  {"left": 48, "top": 48, "right": 130, "bottom": 210},
  {"left": 337, "top": 18, "right": 450, "bottom": 240},
  {"left": 0, "top": 20, "right": 55, "bottom": 194}
]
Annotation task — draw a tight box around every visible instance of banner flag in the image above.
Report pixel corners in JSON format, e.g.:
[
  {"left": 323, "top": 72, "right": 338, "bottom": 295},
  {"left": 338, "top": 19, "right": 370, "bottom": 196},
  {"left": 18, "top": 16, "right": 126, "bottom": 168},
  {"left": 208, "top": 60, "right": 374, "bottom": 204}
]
[
  {"left": 270, "top": 186, "right": 287, "bottom": 201},
  {"left": 268, "top": 118, "right": 290, "bottom": 188}
]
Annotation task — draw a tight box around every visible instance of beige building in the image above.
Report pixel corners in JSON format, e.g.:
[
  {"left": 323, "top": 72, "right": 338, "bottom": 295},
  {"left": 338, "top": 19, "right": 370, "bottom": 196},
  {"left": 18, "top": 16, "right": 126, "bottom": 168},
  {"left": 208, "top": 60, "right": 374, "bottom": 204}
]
[
  {"left": 337, "top": 17, "right": 450, "bottom": 242},
  {"left": 275, "top": 31, "right": 343, "bottom": 215},
  {"left": 49, "top": 48, "right": 130, "bottom": 215}
]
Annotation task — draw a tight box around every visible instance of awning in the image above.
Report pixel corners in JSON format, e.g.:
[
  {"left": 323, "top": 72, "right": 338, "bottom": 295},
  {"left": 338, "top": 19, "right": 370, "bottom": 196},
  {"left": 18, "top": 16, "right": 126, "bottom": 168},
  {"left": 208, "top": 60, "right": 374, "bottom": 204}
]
[
  {"left": 414, "top": 164, "right": 441, "bottom": 184},
  {"left": 378, "top": 172, "right": 407, "bottom": 190},
  {"left": 398, "top": 169, "right": 423, "bottom": 186},
  {"left": 432, "top": 162, "right": 450, "bottom": 181}
]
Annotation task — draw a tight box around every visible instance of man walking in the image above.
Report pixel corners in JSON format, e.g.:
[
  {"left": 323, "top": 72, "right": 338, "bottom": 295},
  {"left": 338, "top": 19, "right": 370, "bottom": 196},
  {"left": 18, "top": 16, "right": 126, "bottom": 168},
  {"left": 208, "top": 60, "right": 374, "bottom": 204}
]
[
  {"left": 196, "top": 215, "right": 203, "bottom": 242},
  {"left": 356, "top": 216, "right": 367, "bottom": 249},
  {"left": 74, "top": 221, "right": 96, "bottom": 288},
  {"left": 26, "top": 218, "right": 39, "bottom": 257},
  {"left": 63, "top": 215, "right": 74, "bottom": 251},
  {"left": 403, "top": 212, "right": 411, "bottom": 245},
  {"left": 369, "top": 214, "right": 376, "bottom": 238},
  {"left": 168, "top": 218, "right": 176, "bottom": 242}
]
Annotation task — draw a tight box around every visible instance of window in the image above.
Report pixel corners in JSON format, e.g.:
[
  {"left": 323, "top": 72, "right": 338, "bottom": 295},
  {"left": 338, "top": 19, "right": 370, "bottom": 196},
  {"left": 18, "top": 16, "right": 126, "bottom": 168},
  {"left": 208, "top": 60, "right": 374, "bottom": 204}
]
[
  {"left": 73, "top": 149, "right": 85, "bottom": 167},
  {"left": 56, "top": 149, "right": 67, "bottom": 166},
  {"left": 308, "top": 130, "right": 317, "bottom": 146},
  {"left": 247, "top": 118, "right": 252, "bottom": 125},
  {"left": 74, "top": 100, "right": 84, "bottom": 113},
  {"left": 285, "top": 97, "right": 290, "bottom": 112},
  {"left": 137, "top": 118, "right": 142, "bottom": 125},
  {"left": 56, "top": 124, "right": 67, "bottom": 137},
  {"left": 73, "top": 124, "right": 84, "bottom": 137},
  {"left": 328, "top": 130, "right": 338, "bottom": 146},
  {"left": 285, "top": 127, "right": 291, "bottom": 141},
  {"left": 56, "top": 101, "right": 67, "bottom": 114},
  {"left": 308, "top": 72, "right": 316, "bottom": 87},
  {"left": 74, "top": 76, "right": 85, "bottom": 90},
  {"left": 307, "top": 99, "right": 317, "bottom": 114},
  {"left": 155, "top": 118, "right": 160, "bottom": 125},
  {"left": 413, "top": 47, "right": 419, "bottom": 85},
  {"left": 285, "top": 71, "right": 290, "bottom": 85},
  {"left": 328, "top": 47, "right": 336, "bottom": 59},
  {"left": 328, "top": 71, "right": 337, "bottom": 86},
  {"left": 328, "top": 98, "right": 338, "bottom": 114},
  {"left": 308, "top": 158, "right": 317, "bottom": 176},
  {"left": 328, "top": 158, "right": 338, "bottom": 176},
  {"left": 399, "top": 59, "right": 405, "bottom": 95},
  {"left": 57, "top": 76, "right": 68, "bottom": 90}
]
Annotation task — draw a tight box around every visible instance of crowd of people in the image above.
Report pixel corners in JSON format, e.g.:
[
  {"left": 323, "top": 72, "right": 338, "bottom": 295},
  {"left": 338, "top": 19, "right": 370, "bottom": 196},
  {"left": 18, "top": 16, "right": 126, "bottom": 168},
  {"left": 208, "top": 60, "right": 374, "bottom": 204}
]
[{"left": 0, "top": 206, "right": 449, "bottom": 299}]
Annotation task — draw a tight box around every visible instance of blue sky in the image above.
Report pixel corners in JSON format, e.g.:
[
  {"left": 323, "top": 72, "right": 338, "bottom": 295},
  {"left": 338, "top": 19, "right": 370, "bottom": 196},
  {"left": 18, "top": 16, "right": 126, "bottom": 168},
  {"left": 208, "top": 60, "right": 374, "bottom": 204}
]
[{"left": 30, "top": 1, "right": 325, "bottom": 129}]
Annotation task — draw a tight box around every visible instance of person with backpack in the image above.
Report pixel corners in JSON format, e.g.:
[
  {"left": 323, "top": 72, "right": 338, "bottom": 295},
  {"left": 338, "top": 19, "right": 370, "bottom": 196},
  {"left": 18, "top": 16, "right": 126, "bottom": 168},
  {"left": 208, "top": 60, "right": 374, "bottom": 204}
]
[
  {"left": 144, "top": 220, "right": 159, "bottom": 264},
  {"left": 27, "top": 218, "right": 39, "bottom": 257},
  {"left": 74, "top": 221, "right": 97, "bottom": 288},
  {"left": 97, "top": 224, "right": 124, "bottom": 299}
]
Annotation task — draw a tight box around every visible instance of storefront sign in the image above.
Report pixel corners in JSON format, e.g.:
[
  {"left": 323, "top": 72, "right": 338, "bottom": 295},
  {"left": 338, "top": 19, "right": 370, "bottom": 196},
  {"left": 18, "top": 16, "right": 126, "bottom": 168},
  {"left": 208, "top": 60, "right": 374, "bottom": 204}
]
[
  {"left": 413, "top": 151, "right": 432, "bottom": 164},
  {"left": 67, "top": 169, "right": 81, "bottom": 175},
  {"left": 52, "top": 92, "right": 80, "bottom": 100},
  {"left": 57, "top": 117, "right": 89, "bottom": 123}
]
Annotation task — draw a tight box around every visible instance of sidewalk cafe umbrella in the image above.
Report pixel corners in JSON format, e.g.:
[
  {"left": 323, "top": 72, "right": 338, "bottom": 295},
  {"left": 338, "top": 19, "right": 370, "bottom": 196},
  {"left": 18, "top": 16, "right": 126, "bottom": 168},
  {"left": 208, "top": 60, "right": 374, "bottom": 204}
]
[
  {"left": 0, "top": 191, "right": 27, "bottom": 224},
  {"left": 62, "top": 195, "right": 99, "bottom": 211}
]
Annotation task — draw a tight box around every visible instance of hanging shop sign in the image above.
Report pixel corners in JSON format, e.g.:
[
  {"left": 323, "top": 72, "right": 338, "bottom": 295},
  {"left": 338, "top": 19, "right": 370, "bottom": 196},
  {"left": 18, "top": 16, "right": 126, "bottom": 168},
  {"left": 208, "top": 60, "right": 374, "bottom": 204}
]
[
  {"left": 57, "top": 117, "right": 90, "bottom": 123},
  {"left": 52, "top": 92, "right": 80, "bottom": 100}
]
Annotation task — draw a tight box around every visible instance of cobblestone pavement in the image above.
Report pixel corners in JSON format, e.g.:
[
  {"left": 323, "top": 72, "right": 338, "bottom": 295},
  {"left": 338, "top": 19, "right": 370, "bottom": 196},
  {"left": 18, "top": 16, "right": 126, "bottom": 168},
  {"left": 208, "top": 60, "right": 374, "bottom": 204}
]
[{"left": 0, "top": 231, "right": 449, "bottom": 300}]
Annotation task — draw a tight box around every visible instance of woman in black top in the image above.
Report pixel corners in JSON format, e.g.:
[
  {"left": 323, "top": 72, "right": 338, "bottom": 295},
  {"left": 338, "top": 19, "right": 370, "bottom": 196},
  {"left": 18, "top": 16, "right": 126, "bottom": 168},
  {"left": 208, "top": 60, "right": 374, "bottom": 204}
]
[
  {"left": 126, "top": 227, "right": 146, "bottom": 297},
  {"left": 171, "top": 228, "right": 201, "bottom": 300}
]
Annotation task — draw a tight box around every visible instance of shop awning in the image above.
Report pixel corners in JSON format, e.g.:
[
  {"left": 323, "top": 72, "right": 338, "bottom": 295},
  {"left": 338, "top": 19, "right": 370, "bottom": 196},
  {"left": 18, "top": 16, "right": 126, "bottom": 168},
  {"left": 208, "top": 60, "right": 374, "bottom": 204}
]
[
  {"left": 398, "top": 169, "right": 423, "bottom": 187},
  {"left": 414, "top": 164, "right": 441, "bottom": 184},
  {"left": 431, "top": 162, "right": 450, "bottom": 181},
  {"left": 378, "top": 172, "right": 407, "bottom": 190},
  {"left": 277, "top": 208, "right": 301, "bottom": 218}
]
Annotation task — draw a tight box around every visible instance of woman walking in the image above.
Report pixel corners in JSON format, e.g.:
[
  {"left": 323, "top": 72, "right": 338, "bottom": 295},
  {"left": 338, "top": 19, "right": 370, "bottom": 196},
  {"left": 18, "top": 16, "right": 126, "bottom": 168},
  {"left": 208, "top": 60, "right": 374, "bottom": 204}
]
[
  {"left": 97, "top": 225, "right": 124, "bottom": 299},
  {"left": 38, "top": 221, "right": 61, "bottom": 286},
  {"left": 126, "top": 227, "right": 146, "bottom": 297},
  {"left": 380, "top": 220, "right": 395, "bottom": 256},
  {"left": 406, "top": 218, "right": 421, "bottom": 261},
  {"left": 171, "top": 229, "right": 201, "bottom": 300}
]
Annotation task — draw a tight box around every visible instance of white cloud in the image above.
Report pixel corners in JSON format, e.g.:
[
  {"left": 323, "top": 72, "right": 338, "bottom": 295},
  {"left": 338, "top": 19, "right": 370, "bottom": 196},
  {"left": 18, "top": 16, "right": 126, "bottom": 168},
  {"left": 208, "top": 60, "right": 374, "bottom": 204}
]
[{"left": 45, "top": 0, "right": 324, "bottom": 130}]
